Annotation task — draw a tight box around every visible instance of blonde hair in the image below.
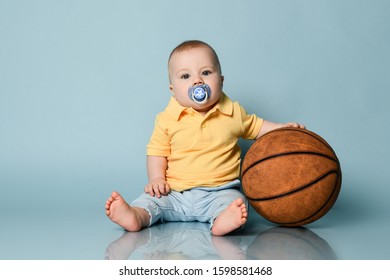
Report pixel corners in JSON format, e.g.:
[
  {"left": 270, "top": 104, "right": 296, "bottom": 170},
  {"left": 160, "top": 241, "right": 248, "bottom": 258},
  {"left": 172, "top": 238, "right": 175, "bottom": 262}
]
[{"left": 168, "top": 40, "right": 222, "bottom": 74}]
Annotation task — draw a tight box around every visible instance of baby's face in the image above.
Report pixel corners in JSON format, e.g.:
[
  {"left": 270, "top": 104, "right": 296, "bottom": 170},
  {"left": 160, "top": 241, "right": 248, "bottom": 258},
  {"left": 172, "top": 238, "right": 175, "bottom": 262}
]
[{"left": 168, "top": 46, "right": 224, "bottom": 113}]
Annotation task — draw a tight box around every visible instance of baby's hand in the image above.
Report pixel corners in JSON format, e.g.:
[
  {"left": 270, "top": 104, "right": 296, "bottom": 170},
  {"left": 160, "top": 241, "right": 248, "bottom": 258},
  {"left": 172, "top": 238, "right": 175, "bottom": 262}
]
[
  {"left": 145, "top": 178, "right": 171, "bottom": 198},
  {"left": 282, "top": 122, "right": 306, "bottom": 129}
]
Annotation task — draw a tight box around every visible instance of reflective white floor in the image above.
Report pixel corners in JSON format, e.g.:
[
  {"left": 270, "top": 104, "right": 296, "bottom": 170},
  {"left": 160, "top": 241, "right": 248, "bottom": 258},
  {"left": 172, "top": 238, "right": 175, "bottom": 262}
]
[
  {"left": 103, "top": 193, "right": 390, "bottom": 260},
  {"left": 1, "top": 183, "right": 389, "bottom": 260},
  {"left": 104, "top": 219, "right": 337, "bottom": 260}
]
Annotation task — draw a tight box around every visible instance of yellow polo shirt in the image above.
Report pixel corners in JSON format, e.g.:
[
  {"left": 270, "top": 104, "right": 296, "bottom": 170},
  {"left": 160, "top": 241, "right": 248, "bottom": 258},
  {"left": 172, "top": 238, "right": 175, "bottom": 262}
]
[{"left": 146, "top": 93, "right": 263, "bottom": 191}]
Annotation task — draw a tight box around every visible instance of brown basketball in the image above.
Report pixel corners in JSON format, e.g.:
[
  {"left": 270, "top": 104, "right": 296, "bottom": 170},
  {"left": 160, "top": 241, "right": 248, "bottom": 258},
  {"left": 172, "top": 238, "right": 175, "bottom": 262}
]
[{"left": 241, "top": 127, "right": 342, "bottom": 226}]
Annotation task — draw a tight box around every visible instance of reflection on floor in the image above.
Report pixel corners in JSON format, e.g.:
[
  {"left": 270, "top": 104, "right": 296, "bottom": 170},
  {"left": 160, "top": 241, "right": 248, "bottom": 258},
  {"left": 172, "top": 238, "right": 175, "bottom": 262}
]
[{"left": 104, "top": 222, "right": 336, "bottom": 260}]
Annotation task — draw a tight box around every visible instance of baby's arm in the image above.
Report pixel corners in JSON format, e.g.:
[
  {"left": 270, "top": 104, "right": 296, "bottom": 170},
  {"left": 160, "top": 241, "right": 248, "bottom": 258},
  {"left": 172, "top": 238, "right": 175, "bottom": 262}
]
[
  {"left": 256, "top": 120, "right": 305, "bottom": 140},
  {"left": 145, "top": 155, "right": 170, "bottom": 198}
]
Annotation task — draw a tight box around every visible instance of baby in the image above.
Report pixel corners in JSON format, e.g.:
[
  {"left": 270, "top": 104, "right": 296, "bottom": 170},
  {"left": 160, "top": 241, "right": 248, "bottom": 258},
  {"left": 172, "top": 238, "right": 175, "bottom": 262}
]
[{"left": 105, "top": 40, "right": 305, "bottom": 236}]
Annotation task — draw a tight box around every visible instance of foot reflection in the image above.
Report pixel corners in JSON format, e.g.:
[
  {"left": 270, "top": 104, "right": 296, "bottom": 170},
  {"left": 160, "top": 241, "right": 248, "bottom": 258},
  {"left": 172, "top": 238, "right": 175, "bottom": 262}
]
[
  {"left": 105, "top": 222, "right": 245, "bottom": 260},
  {"left": 105, "top": 223, "right": 336, "bottom": 260}
]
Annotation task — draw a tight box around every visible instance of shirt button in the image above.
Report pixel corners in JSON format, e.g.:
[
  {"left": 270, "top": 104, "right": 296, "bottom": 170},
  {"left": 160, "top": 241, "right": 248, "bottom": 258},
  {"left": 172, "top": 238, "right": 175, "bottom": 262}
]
[{"left": 202, "top": 124, "right": 206, "bottom": 128}]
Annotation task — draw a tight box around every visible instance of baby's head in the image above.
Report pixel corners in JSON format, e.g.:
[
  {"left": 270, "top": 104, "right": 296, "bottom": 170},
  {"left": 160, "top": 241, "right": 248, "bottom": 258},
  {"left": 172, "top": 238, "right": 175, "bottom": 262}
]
[{"left": 168, "top": 40, "right": 224, "bottom": 113}]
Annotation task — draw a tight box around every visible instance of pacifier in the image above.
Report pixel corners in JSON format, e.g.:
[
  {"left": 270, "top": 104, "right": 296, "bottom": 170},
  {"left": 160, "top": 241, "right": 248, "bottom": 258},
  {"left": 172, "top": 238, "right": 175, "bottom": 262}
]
[{"left": 188, "top": 84, "right": 211, "bottom": 104}]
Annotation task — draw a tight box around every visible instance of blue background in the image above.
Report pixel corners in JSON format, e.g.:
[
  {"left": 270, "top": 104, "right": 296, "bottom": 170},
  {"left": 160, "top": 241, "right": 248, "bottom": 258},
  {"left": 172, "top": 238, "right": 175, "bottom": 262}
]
[{"left": 1, "top": 0, "right": 389, "bottom": 259}]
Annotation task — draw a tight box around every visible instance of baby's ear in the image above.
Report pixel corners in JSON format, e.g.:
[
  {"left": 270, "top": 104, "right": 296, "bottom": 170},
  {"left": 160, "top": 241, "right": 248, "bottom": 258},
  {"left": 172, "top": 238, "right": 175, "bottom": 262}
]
[{"left": 169, "top": 84, "right": 174, "bottom": 95}]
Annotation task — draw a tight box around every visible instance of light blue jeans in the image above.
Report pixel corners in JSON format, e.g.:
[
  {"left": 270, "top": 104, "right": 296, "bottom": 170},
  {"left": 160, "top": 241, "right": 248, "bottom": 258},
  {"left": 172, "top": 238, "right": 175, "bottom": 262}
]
[{"left": 131, "top": 179, "right": 247, "bottom": 230}]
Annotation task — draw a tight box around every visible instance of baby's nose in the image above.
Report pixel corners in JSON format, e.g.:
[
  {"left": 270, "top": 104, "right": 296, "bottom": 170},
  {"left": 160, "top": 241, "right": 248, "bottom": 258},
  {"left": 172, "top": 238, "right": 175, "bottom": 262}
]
[{"left": 193, "top": 76, "right": 204, "bottom": 85}]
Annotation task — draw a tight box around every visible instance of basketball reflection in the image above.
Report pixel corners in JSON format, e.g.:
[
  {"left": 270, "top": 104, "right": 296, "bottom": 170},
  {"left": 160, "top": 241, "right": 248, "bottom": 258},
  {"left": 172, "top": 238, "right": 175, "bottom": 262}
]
[{"left": 246, "top": 226, "right": 337, "bottom": 260}]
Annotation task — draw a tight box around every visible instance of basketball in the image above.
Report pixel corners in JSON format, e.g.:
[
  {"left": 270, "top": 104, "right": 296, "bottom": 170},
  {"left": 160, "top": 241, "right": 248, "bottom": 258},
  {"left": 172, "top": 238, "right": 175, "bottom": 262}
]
[{"left": 241, "top": 127, "right": 342, "bottom": 227}]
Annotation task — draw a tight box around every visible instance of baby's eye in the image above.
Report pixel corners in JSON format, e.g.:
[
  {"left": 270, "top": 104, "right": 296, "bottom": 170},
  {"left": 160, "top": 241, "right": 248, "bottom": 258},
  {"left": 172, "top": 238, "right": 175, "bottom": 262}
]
[
  {"left": 202, "top": 70, "right": 212, "bottom": 76},
  {"left": 181, "top": 73, "right": 190, "bottom": 79}
]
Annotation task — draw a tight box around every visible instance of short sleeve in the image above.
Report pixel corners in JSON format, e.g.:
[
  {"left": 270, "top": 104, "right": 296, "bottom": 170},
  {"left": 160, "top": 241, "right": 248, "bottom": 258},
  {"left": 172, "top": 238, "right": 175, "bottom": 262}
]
[
  {"left": 146, "top": 114, "right": 171, "bottom": 157},
  {"left": 240, "top": 105, "right": 263, "bottom": 139}
]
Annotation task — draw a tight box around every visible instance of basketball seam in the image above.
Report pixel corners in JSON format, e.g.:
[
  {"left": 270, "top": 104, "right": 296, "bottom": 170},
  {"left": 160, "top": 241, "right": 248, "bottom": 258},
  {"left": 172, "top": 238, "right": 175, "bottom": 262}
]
[
  {"left": 261, "top": 128, "right": 335, "bottom": 153},
  {"left": 276, "top": 172, "right": 341, "bottom": 226},
  {"left": 246, "top": 170, "right": 341, "bottom": 226},
  {"left": 244, "top": 169, "right": 338, "bottom": 201},
  {"left": 241, "top": 151, "right": 338, "bottom": 178}
]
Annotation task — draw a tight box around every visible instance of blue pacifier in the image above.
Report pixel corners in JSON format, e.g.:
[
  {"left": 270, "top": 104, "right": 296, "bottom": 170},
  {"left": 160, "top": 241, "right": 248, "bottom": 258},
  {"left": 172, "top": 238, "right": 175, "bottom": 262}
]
[{"left": 188, "top": 84, "right": 211, "bottom": 104}]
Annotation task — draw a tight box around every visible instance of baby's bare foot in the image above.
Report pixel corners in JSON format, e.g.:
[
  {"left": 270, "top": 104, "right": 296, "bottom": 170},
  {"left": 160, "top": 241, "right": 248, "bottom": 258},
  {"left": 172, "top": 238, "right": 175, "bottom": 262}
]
[
  {"left": 211, "top": 198, "right": 248, "bottom": 236},
  {"left": 105, "top": 191, "right": 149, "bottom": 232}
]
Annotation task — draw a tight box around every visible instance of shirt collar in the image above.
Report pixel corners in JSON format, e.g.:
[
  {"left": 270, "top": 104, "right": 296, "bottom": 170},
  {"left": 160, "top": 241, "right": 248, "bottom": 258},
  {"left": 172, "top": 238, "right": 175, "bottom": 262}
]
[{"left": 166, "top": 93, "right": 233, "bottom": 121}]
